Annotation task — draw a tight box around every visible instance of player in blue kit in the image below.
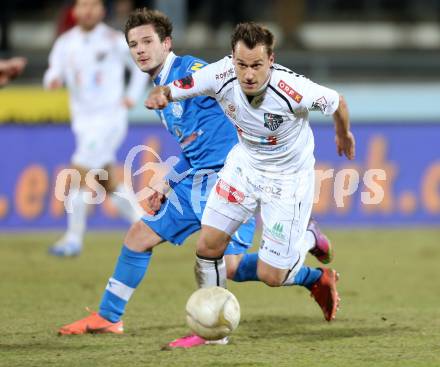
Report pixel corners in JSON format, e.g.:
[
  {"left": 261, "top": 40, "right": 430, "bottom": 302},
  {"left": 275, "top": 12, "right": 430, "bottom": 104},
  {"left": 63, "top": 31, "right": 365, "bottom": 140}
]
[{"left": 58, "top": 8, "right": 337, "bottom": 348}]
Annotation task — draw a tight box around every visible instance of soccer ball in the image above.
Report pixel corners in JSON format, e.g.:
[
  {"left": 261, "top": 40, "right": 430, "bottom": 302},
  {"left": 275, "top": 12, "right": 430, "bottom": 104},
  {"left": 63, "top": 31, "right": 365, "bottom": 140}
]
[{"left": 185, "top": 287, "right": 241, "bottom": 340}]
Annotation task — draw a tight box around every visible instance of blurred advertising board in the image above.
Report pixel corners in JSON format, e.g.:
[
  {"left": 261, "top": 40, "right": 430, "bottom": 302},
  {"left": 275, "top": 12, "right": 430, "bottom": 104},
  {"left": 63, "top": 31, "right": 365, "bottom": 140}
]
[{"left": 0, "top": 123, "right": 438, "bottom": 230}]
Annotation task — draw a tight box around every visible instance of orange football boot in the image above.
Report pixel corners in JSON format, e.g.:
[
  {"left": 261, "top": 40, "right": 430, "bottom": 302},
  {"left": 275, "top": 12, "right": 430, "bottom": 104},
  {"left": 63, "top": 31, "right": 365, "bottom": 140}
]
[
  {"left": 58, "top": 309, "right": 123, "bottom": 335},
  {"left": 310, "top": 268, "right": 340, "bottom": 322}
]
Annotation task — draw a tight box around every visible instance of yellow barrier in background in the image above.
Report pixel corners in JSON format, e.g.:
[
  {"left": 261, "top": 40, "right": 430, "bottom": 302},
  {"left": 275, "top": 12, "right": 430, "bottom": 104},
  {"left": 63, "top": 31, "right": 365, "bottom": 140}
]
[{"left": 0, "top": 87, "right": 70, "bottom": 123}]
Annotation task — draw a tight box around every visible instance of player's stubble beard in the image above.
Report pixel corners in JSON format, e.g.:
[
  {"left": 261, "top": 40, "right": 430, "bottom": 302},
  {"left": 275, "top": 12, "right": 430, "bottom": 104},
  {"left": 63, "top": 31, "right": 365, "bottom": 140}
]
[{"left": 146, "top": 49, "right": 170, "bottom": 79}]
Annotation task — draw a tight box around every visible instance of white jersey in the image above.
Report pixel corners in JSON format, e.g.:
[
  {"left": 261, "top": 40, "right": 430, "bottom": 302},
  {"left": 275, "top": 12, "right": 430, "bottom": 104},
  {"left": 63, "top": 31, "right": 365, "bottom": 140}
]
[
  {"left": 43, "top": 23, "right": 147, "bottom": 122},
  {"left": 168, "top": 56, "right": 339, "bottom": 176}
]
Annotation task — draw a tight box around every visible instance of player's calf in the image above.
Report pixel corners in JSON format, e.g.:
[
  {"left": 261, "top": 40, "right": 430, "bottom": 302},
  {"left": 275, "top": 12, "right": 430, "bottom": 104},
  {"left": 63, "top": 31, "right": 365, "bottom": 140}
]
[{"left": 257, "top": 260, "right": 287, "bottom": 287}]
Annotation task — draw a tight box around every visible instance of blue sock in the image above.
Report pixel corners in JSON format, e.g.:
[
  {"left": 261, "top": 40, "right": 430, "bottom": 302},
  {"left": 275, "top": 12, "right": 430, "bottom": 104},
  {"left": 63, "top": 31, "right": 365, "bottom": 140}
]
[
  {"left": 292, "top": 266, "right": 322, "bottom": 290},
  {"left": 233, "top": 253, "right": 259, "bottom": 282},
  {"left": 99, "top": 245, "right": 152, "bottom": 322}
]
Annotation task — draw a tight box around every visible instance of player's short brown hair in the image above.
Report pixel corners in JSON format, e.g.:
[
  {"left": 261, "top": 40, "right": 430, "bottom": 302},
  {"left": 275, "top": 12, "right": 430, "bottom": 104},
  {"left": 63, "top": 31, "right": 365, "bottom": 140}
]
[
  {"left": 124, "top": 7, "right": 172, "bottom": 43},
  {"left": 231, "top": 22, "right": 274, "bottom": 56}
]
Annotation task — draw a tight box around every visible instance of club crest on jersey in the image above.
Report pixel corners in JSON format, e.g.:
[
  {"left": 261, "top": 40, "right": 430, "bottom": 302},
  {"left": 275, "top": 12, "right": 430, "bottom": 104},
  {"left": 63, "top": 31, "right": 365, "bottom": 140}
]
[
  {"left": 278, "top": 80, "right": 303, "bottom": 103},
  {"left": 171, "top": 102, "right": 183, "bottom": 118},
  {"left": 173, "top": 75, "right": 194, "bottom": 89},
  {"left": 263, "top": 113, "right": 284, "bottom": 131}
]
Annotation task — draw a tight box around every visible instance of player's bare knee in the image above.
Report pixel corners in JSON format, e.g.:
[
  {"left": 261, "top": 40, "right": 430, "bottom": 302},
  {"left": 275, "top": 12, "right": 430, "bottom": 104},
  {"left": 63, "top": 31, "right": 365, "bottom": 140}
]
[
  {"left": 196, "top": 229, "right": 230, "bottom": 258},
  {"left": 124, "top": 220, "right": 162, "bottom": 252}
]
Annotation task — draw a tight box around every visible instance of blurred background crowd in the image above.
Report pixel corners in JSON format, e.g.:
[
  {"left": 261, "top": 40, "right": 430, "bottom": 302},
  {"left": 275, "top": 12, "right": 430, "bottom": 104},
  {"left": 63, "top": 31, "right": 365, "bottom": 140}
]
[{"left": 2, "top": 0, "right": 440, "bottom": 83}]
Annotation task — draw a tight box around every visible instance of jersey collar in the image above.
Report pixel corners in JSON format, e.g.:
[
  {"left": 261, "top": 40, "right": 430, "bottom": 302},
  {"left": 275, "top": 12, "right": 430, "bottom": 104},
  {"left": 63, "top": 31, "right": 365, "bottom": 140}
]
[
  {"left": 78, "top": 22, "right": 105, "bottom": 39},
  {"left": 154, "top": 51, "right": 176, "bottom": 86}
]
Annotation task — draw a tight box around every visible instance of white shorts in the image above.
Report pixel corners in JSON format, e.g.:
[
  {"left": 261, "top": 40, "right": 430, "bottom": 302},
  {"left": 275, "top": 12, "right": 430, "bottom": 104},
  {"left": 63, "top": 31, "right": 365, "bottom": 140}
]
[
  {"left": 71, "top": 109, "right": 127, "bottom": 169},
  {"left": 202, "top": 144, "right": 314, "bottom": 271}
]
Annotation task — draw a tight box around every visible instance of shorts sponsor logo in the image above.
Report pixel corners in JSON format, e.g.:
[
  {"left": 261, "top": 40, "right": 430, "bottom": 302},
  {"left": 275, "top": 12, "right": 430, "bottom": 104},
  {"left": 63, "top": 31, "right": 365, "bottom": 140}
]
[
  {"left": 261, "top": 236, "right": 282, "bottom": 256},
  {"left": 266, "top": 222, "right": 286, "bottom": 242},
  {"left": 278, "top": 80, "right": 303, "bottom": 103},
  {"left": 246, "top": 176, "right": 281, "bottom": 197},
  {"left": 187, "top": 61, "right": 206, "bottom": 72},
  {"left": 173, "top": 75, "right": 194, "bottom": 89},
  {"left": 215, "top": 179, "right": 244, "bottom": 203},
  {"left": 269, "top": 248, "right": 280, "bottom": 256},
  {"left": 264, "top": 113, "right": 284, "bottom": 131}
]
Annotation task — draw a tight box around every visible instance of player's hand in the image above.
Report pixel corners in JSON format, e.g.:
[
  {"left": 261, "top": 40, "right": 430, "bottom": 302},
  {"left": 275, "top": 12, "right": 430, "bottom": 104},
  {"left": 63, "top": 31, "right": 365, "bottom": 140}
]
[
  {"left": 147, "top": 191, "right": 166, "bottom": 213},
  {"left": 6, "top": 57, "right": 27, "bottom": 78},
  {"left": 335, "top": 131, "right": 355, "bottom": 160},
  {"left": 145, "top": 86, "right": 171, "bottom": 110},
  {"left": 48, "top": 78, "right": 63, "bottom": 90},
  {"left": 122, "top": 97, "right": 135, "bottom": 109},
  {"left": 147, "top": 181, "right": 170, "bottom": 213},
  {"left": 0, "top": 57, "right": 27, "bottom": 86}
]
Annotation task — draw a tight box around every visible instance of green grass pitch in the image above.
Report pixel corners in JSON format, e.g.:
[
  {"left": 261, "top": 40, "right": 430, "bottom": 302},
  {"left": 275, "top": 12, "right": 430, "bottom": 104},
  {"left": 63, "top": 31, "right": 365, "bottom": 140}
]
[{"left": 1, "top": 228, "right": 439, "bottom": 367}]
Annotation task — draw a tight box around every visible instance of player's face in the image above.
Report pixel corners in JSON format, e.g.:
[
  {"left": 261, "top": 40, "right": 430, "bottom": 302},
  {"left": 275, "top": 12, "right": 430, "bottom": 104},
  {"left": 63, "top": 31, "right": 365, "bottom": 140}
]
[
  {"left": 74, "top": 0, "right": 105, "bottom": 31},
  {"left": 127, "top": 25, "right": 171, "bottom": 78},
  {"left": 232, "top": 41, "right": 274, "bottom": 96}
]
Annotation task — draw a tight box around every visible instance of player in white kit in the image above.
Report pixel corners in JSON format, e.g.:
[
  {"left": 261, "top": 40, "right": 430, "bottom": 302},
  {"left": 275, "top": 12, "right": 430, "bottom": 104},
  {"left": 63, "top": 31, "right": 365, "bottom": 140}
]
[
  {"left": 43, "top": 0, "right": 147, "bottom": 256},
  {"left": 146, "top": 22, "right": 355, "bottom": 320}
]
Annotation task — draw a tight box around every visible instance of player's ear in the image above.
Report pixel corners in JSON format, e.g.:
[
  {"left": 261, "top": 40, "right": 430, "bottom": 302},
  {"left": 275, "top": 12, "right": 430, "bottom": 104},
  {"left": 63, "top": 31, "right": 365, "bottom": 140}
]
[
  {"left": 163, "top": 36, "right": 172, "bottom": 50},
  {"left": 268, "top": 52, "right": 275, "bottom": 66}
]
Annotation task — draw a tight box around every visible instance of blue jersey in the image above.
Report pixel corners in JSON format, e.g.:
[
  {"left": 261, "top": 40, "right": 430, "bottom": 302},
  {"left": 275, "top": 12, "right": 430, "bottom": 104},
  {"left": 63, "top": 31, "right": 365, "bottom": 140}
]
[
  {"left": 144, "top": 53, "right": 256, "bottom": 250},
  {"left": 153, "top": 52, "right": 238, "bottom": 172}
]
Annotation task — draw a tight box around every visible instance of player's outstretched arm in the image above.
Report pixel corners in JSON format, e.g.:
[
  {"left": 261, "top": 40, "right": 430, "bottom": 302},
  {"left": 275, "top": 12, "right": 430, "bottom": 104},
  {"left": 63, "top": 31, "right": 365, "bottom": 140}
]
[
  {"left": 0, "top": 57, "right": 27, "bottom": 87},
  {"left": 333, "top": 95, "right": 355, "bottom": 160},
  {"left": 145, "top": 85, "right": 172, "bottom": 110}
]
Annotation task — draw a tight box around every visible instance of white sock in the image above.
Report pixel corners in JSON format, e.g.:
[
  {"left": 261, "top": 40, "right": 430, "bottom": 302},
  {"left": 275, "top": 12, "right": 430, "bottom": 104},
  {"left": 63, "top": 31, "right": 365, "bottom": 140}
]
[
  {"left": 305, "top": 230, "right": 316, "bottom": 251},
  {"left": 195, "top": 255, "right": 227, "bottom": 288},
  {"left": 110, "top": 184, "right": 144, "bottom": 224},
  {"left": 63, "top": 188, "right": 87, "bottom": 245}
]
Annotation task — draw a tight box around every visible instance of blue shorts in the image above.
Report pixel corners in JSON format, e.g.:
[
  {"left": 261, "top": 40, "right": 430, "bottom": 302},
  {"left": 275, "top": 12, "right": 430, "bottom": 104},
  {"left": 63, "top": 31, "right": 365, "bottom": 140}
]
[{"left": 142, "top": 172, "right": 255, "bottom": 254}]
